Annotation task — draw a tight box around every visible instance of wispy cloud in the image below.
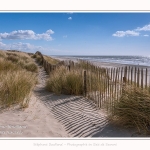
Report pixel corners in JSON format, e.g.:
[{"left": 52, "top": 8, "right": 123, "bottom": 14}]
[
  {"left": 0, "top": 41, "right": 44, "bottom": 52},
  {"left": 143, "top": 34, "right": 149, "bottom": 37},
  {"left": 0, "top": 41, "right": 74, "bottom": 55},
  {"left": 0, "top": 29, "right": 54, "bottom": 41},
  {"left": 63, "top": 35, "right": 67, "bottom": 38},
  {"left": 0, "top": 42, "right": 6, "bottom": 48},
  {"left": 112, "top": 30, "right": 139, "bottom": 37},
  {"left": 136, "top": 24, "right": 150, "bottom": 31},
  {"left": 113, "top": 23, "right": 150, "bottom": 37},
  {"left": 68, "top": 17, "right": 72, "bottom": 20}
]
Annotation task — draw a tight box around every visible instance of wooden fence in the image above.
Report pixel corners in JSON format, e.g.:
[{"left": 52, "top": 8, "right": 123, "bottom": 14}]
[
  {"left": 35, "top": 52, "right": 150, "bottom": 111},
  {"left": 84, "top": 65, "right": 150, "bottom": 111},
  {"left": 67, "top": 60, "right": 150, "bottom": 110},
  {"left": 35, "top": 51, "right": 66, "bottom": 74}
]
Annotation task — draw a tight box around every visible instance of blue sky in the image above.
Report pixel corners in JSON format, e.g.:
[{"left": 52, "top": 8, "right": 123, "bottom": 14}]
[{"left": 0, "top": 13, "right": 150, "bottom": 56}]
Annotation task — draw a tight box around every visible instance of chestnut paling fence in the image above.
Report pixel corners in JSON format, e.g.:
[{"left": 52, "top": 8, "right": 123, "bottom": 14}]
[{"left": 35, "top": 51, "right": 150, "bottom": 111}]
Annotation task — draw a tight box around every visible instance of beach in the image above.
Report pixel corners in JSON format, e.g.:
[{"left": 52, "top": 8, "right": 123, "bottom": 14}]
[{"left": 0, "top": 57, "right": 149, "bottom": 138}]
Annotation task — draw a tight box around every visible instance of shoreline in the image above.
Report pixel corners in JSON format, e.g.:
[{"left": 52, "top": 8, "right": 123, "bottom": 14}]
[{"left": 52, "top": 56, "right": 150, "bottom": 69}]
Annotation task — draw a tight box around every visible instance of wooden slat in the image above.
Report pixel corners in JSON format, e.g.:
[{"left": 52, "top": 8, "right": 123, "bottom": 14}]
[
  {"left": 83, "top": 70, "right": 87, "bottom": 97},
  {"left": 114, "top": 68, "right": 117, "bottom": 104},
  {"left": 120, "top": 67, "right": 123, "bottom": 83},
  {"left": 106, "top": 69, "right": 109, "bottom": 110},
  {"left": 99, "top": 69, "right": 102, "bottom": 108},
  {"left": 128, "top": 66, "right": 130, "bottom": 84},
  {"left": 110, "top": 68, "right": 113, "bottom": 107},
  {"left": 120, "top": 67, "right": 123, "bottom": 96},
  {"left": 116, "top": 68, "right": 119, "bottom": 102},
  {"left": 103, "top": 71, "right": 106, "bottom": 107},
  {"left": 97, "top": 68, "right": 100, "bottom": 108},
  {"left": 124, "top": 66, "right": 127, "bottom": 79},
  {"left": 134, "top": 67, "right": 137, "bottom": 86},
  {"left": 141, "top": 68, "right": 143, "bottom": 89},
  {"left": 96, "top": 67, "right": 98, "bottom": 106},
  {"left": 131, "top": 67, "right": 133, "bottom": 85},
  {"left": 137, "top": 68, "right": 140, "bottom": 87},
  {"left": 145, "top": 68, "right": 148, "bottom": 89},
  {"left": 111, "top": 68, "right": 115, "bottom": 109}
]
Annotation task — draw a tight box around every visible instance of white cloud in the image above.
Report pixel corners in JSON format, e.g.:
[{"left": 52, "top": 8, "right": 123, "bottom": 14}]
[
  {"left": 113, "top": 23, "right": 150, "bottom": 37},
  {"left": 136, "top": 24, "right": 150, "bottom": 31},
  {"left": 63, "top": 35, "right": 67, "bottom": 38},
  {"left": 143, "top": 34, "right": 149, "bottom": 37},
  {"left": 46, "top": 29, "right": 54, "bottom": 34},
  {"left": 0, "top": 29, "right": 54, "bottom": 41},
  {"left": 68, "top": 17, "right": 72, "bottom": 20},
  {"left": 113, "top": 30, "right": 139, "bottom": 37},
  {"left": 0, "top": 42, "right": 7, "bottom": 49},
  {"left": 0, "top": 41, "right": 44, "bottom": 52}
]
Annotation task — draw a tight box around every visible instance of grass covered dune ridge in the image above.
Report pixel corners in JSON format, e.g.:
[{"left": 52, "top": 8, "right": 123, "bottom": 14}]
[{"left": 0, "top": 50, "right": 37, "bottom": 109}]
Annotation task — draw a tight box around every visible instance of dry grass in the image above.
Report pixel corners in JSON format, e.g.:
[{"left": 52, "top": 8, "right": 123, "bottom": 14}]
[
  {"left": 24, "top": 62, "right": 38, "bottom": 73},
  {"left": 0, "top": 50, "right": 38, "bottom": 109},
  {"left": 31, "top": 54, "right": 43, "bottom": 65},
  {"left": 0, "top": 50, "right": 7, "bottom": 58},
  {"left": 46, "top": 66, "right": 84, "bottom": 95},
  {"left": 0, "top": 71, "right": 36, "bottom": 108},
  {"left": 46, "top": 60, "right": 108, "bottom": 97},
  {"left": 43, "top": 55, "right": 59, "bottom": 65},
  {"left": 0, "top": 57, "right": 20, "bottom": 72},
  {"left": 108, "top": 85, "right": 150, "bottom": 135},
  {"left": 5, "top": 51, "right": 38, "bottom": 73}
]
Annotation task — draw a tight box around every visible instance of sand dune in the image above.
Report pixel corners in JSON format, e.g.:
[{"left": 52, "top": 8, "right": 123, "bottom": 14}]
[{"left": 0, "top": 61, "right": 146, "bottom": 138}]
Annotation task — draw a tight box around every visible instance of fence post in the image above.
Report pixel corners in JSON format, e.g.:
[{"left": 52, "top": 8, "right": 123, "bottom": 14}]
[
  {"left": 68, "top": 65, "right": 70, "bottom": 71},
  {"left": 84, "top": 70, "right": 87, "bottom": 97},
  {"left": 141, "top": 68, "right": 143, "bottom": 89},
  {"left": 145, "top": 68, "right": 147, "bottom": 89},
  {"left": 123, "top": 76, "right": 126, "bottom": 84},
  {"left": 122, "top": 66, "right": 127, "bottom": 95},
  {"left": 131, "top": 67, "right": 133, "bottom": 85},
  {"left": 122, "top": 76, "right": 126, "bottom": 96},
  {"left": 137, "top": 68, "right": 140, "bottom": 87},
  {"left": 124, "top": 66, "right": 127, "bottom": 79}
]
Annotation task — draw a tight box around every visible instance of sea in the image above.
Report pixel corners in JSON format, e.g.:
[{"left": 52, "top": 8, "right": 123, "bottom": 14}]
[{"left": 52, "top": 55, "right": 150, "bottom": 67}]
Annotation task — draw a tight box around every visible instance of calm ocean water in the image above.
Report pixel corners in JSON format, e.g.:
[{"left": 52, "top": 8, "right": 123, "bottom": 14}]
[{"left": 53, "top": 55, "right": 150, "bottom": 67}]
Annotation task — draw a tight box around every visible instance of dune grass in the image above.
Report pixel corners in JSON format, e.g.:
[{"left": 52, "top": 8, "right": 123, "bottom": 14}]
[
  {"left": 108, "top": 85, "right": 150, "bottom": 134},
  {"left": 0, "top": 57, "right": 20, "bottom": 72},
  {"left": 46, "top": 60, "right": 108, "bottom": 96},
  {"left": 0, "top": 71, "right": 36, "bottom": 108},
  {"left": 0, "top": 50, "right": 7, "bottom": 58},
  {"left": 5, "top": 51, "right": 38, "bottom": 73},
  {"left": 31, "top": 53, "right": 43, "bottom": 65},
  {"left": 0, "top": 50, "right": 38, "bottom": 109},
  {"left": 46, "top": 66, "right": 84, "bottom": 95},
  {"left": 43, "top": 55, "right": 59, "bottom": 65}
]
